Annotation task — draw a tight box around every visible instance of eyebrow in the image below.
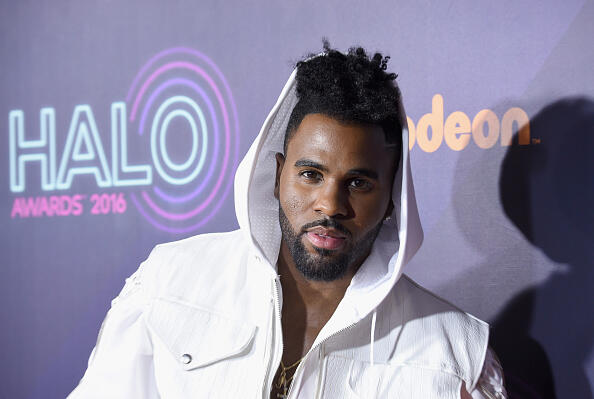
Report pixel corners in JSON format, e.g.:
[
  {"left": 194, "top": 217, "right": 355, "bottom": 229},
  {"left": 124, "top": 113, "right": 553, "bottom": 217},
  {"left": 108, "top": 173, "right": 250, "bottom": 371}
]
[
  {"left": 294, "top": 159, "right": 328, "bottom": 172},
  {"left": 294, "top": 159, "right": 379, "bottom": 180},
  {"left": 347, "top": 168, "right": 378, "bottom": 180}
]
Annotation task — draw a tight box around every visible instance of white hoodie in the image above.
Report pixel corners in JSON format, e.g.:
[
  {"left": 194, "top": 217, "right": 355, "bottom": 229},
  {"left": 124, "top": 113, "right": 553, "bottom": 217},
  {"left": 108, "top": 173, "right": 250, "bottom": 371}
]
[{"left": 69, "top": 62, "right": 506, "bottom": 398}]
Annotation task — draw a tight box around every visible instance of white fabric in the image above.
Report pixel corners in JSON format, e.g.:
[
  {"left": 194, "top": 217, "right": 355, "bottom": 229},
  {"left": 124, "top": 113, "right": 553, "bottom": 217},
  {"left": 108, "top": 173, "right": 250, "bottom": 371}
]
[
  {"left": 69, "top": 61, "right": 506, "bottom": 398},
  {"left": 471, "top": 348, "right": 508, "bottom": 399}
]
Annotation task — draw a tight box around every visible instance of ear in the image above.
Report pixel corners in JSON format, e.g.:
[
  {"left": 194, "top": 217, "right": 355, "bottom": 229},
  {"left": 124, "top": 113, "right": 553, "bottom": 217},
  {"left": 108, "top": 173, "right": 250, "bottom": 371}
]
[{"left": 274, "top": 152, "right": 285, "bottom": 199}]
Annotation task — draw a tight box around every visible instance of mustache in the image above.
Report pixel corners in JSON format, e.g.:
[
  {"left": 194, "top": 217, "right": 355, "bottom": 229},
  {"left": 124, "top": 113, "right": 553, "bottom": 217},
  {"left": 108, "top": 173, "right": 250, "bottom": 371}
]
[{"left": 300, "top": 218, "right": 352, "bottom": 238}]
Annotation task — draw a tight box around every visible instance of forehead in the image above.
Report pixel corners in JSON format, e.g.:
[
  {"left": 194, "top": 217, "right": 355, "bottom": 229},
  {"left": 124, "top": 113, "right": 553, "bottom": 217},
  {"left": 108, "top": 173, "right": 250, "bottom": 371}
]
[{"left": 285, "top": 113, "right": 395, "bottom": 170}]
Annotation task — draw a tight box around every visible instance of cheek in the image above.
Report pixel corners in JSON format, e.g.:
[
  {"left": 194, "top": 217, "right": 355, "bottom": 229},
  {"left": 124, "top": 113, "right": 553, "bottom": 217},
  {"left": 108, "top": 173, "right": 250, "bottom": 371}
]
[
  {"left": 351, "top": 195, "right": 391, "bottom": 229},
  {"left": 282, "top": 193, "right": 306, "bottom": 215},
  {"left": 279, "top": 179, "right": 310, "bottom": 216}
]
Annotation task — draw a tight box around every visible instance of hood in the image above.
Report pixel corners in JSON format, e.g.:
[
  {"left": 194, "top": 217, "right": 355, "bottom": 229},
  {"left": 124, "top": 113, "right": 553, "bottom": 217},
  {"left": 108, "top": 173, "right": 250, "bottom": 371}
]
[{"left": 233, "top": 64, "right": 424, "bottom": 340}]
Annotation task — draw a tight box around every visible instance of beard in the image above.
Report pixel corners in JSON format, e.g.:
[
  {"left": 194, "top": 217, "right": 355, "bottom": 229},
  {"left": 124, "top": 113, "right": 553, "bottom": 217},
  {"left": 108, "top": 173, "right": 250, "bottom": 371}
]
[{"left": 278, "top": 206, "right": 383, "bottom": 282}]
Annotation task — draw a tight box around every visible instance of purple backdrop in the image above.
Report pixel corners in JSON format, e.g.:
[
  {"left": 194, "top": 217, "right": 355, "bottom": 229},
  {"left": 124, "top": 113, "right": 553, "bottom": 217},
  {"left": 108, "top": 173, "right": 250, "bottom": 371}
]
[{"left": 1, "top": 1, "right": 592, "bottom": 398}]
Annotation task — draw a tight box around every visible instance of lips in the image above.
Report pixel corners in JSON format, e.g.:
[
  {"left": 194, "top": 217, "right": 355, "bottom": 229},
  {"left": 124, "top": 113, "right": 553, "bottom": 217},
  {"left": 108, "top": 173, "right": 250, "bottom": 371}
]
[{"left": 305, "top": 227, "right": 347, "bottom": 250}]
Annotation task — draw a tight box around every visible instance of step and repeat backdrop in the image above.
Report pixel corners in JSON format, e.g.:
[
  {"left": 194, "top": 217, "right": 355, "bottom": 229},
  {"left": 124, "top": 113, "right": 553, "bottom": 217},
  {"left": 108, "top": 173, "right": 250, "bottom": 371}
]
[{"left": 1, "top": 1, "right": 592, "bottom": 398}]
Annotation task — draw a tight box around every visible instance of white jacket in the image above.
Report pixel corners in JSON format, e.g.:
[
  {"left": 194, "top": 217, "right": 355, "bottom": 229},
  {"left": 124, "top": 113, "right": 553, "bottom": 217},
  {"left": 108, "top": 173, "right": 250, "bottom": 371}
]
[{"left": 70, "top": 65, "right": 506, "bottom": 398}]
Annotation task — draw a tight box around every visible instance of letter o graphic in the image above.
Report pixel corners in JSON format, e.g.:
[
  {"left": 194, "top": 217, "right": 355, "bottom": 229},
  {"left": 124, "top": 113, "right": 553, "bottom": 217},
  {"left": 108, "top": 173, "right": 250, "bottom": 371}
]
[
  {"left": 150, "top": 95, "right": 208, "bottom": 185},
  {"left": 126, "top": 47, "right": 240, "bottom": 234},
  {"left": 472, "top": 109, "right": 499, "bottom": 149}
]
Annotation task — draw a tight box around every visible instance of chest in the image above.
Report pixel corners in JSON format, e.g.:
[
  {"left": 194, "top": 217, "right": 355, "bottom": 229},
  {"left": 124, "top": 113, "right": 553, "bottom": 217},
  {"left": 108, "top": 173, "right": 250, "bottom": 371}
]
[
  {"left": 311, "top": 353, "right": 464, "bottom": 398},
  {"left": 145, "top": 301, "right": 467, "bottom": 399},
  {"left": 143, "top": 269, "right": 485, "bottom": 398}
]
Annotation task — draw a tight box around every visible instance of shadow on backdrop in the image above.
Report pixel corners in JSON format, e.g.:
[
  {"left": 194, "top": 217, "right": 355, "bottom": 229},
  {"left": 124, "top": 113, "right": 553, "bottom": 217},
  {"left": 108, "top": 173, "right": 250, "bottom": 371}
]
[{"left": 493, "top": 97, "right": 594, "bottom": 398}]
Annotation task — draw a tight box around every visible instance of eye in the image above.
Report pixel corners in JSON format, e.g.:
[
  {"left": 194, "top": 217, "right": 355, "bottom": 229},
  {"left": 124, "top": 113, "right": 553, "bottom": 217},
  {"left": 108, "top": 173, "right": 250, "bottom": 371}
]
[
  {"left": 349, "top": 178, "right": 372, "bottom": 191},
  {"left": 299, "top": 170, "right": 322, "bottom": 182}
]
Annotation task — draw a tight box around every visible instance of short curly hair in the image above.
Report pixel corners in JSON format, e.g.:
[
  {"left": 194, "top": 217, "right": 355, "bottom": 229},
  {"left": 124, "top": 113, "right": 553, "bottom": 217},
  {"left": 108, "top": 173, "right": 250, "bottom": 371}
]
[{"left": 284, "top": 41, "right": 403, "bottom": 163}]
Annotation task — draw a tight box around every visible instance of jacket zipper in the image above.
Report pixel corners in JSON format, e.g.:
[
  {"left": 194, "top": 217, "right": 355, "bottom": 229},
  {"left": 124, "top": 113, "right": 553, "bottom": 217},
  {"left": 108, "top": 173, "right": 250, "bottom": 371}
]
[
  {"left": 265, "top": 266, "right": 366, "bottom": 398},
  {"left": 286, "top": 321, "right": 359, "bottom": 399},
  {"left": 263, "top": 275, "right": 284, "bottom": 398}
]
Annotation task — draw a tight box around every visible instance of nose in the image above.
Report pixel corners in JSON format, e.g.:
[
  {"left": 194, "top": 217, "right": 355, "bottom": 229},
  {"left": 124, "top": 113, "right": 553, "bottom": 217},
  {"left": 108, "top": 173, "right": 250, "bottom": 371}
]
[{"left": 313, "top": 180, "right": 349, "bottom": 218}]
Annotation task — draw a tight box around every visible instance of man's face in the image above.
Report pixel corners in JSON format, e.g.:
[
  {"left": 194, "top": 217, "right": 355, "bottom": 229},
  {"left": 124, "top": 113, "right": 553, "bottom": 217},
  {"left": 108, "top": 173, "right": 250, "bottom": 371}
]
[{"left": 275, "top": 113, "right": 397, "bottom": 281}]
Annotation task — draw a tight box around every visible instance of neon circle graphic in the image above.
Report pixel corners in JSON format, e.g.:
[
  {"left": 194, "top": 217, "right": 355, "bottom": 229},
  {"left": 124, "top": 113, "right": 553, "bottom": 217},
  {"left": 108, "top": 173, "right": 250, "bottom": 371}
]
[
  {"left": 126, "top": 47, "right": 240, "bottom": 233},
  {"left": 151, "top": 96, "right": 208, "bottom": 184}
]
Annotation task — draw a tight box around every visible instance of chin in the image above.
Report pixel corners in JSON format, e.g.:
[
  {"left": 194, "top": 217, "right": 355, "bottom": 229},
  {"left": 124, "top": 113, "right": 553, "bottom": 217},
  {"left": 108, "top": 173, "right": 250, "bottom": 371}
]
[{"left": 294, "top": 245, "right": 352, "bottom": 282}]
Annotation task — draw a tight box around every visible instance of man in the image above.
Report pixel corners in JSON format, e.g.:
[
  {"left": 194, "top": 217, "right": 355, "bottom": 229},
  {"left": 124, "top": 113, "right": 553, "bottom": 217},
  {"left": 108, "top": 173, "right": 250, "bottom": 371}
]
[{"left": 70, "top": 44, "right": 506, "bottom": 398}]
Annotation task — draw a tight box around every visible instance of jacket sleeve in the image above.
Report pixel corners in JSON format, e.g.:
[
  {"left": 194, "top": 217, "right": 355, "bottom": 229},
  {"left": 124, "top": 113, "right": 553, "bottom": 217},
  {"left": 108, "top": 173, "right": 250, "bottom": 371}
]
[
  {"left": 468, "top": 347, "right": 508, "bottom": 399},
  {"left": 68, "top": 247, "right": 162, "bottom": 399}
]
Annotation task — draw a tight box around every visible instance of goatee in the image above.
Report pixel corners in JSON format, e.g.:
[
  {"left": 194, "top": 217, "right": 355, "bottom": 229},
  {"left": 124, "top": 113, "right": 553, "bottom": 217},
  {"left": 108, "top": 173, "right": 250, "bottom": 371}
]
[{"left": 278, "top": 207, "right": 382, "bottom": 282}]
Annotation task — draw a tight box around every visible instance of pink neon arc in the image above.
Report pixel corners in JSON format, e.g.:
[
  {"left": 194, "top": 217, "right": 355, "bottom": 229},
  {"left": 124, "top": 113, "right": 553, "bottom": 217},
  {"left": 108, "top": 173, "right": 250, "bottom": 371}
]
[
  {"left": 130, "top": 191, "right": 231, "bottom": 234},
  {"left": 131, "top": 62, "right": 231, "bottom": 221},
  {"left": 126, "top": 47, "right": 241, "bottom": 232},
  {"left": 130, "top": 61, "right": 226, "bottom": 123},
  {"left": 126, "top": 47, "right": 231, "bottom": 106},
  {"left": 125, "top": 46, "right": 239, "bottom": 175},
  {"left": 141, "top": 165, "right": 222, "bottom": 221}
]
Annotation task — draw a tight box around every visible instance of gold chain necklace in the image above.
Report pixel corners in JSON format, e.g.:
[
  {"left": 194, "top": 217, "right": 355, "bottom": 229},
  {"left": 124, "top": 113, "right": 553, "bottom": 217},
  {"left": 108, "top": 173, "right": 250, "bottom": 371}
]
[{"left": 274, "top": 357, "right": 303, "bottom": 398}]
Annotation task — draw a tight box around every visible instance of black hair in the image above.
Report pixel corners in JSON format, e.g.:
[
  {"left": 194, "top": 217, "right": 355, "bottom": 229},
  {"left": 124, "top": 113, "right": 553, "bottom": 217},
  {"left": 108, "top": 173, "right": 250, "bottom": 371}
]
[{"left": 284, "top": 41, "right": 403, "bottom": 163}]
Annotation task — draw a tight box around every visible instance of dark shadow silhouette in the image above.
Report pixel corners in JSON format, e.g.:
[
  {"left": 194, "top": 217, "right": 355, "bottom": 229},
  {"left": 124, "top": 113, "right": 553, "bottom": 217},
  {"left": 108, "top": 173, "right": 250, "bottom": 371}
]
[{"left": 492, "top": 97, "right": 594, "bottom": 398}]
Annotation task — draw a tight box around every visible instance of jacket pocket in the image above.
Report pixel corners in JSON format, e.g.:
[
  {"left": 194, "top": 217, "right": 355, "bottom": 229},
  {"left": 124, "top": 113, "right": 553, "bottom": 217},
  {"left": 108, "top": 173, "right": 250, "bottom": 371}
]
[
  {"left": 321, "top": 355, "right": 462, "bottom": 398},
  {"left": 146, "top": 297, "right": 257, "bottom": 371},
  {"left": 321, "top": 356, "right": 384, "bottom": 398}
]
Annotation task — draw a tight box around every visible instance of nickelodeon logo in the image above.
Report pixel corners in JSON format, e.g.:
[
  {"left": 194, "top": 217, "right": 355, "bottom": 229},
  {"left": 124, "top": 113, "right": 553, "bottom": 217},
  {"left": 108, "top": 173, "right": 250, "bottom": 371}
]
[{"left": 407, "top": 94, "right": 531, "bottom": 152}]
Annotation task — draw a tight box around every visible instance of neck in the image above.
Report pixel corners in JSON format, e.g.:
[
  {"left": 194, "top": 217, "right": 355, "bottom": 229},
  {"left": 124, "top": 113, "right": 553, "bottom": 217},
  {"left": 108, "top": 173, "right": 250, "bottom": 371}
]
[
  {"left": 276, "top": 240, "right": 359, "bottom": 360},
  {"left": 277, "top": 240, "right": 356, "bottom": 313}
]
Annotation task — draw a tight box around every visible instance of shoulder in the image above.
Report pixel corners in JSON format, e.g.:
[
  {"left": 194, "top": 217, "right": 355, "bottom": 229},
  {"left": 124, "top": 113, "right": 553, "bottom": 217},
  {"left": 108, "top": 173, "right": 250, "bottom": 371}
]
[
  {"left": 152, "top": 229, "right": 247, "bottom": 258},
  {"left": 388, "top": 274, "right": 490, "bottom": 391},
  {"left": 143, "top": 230, "right": 268, "bottom": 352},
  {"left": 396, "top": 274, "right": 488, "bottom": 326},
  {"left": 148, "top": 229, "right": 248, "bottom": 269},
  {"left": 140, "top": 229, "right": 252, "bottom": 297}
]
